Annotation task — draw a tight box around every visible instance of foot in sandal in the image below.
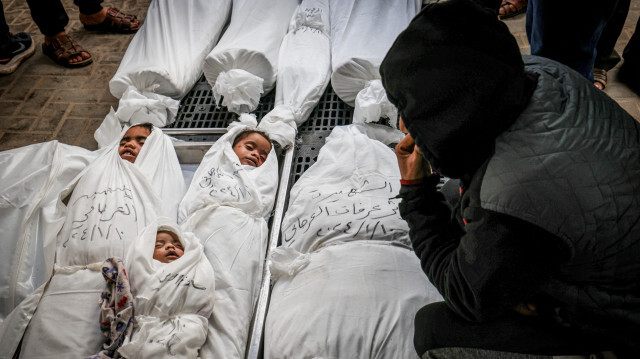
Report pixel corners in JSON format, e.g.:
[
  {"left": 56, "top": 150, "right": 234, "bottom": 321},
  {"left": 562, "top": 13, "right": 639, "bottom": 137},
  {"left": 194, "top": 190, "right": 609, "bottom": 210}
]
[
  {"left": 42, "top": 32, "right": 92, "bottom": 68},
  {"left": 593, "top": 68, "right": 607, "bottom": 90},
  {"left": 80, "top": 7, "right": 141, "bottom": 33}
]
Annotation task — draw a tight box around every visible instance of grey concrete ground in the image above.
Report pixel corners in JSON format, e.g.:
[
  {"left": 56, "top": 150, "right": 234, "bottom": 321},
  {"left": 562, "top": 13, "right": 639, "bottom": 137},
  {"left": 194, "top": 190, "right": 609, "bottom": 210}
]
[{"left": 0, "top": 0, "right": 639, "bottom": 151}]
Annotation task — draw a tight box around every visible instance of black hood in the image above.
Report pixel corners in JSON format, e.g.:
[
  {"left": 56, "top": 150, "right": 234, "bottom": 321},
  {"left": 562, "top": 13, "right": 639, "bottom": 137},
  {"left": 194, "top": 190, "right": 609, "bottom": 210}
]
[{"left": 380, "top": 0, "right": 537, "bottom": 179}]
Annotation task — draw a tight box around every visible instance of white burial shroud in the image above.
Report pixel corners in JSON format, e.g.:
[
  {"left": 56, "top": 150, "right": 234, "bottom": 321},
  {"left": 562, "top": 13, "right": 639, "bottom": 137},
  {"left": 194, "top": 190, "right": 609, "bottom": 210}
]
[
  {"left": 203, "top": 0, "right": 298, "bottom": 114},
  {"left": 257, "top": 0, "right": 332, "bottom": 148},
  {"left": 0, "top": 142, "right": 97, "bottom": 323},
  {"left": 0, "top": 126, "right": 185, "bottom": 359},
  {"left": 117, "top": 219, "right": 215, "bottom": 359},
  {"left": 265, "top": 124, "right": 443, "bottom": 359},
  {"left": 330, "top": 0, "right": 420, "bottom": 127},
  {"left": 179, "top": 115, "right": 278, "bottom": 359},
  {"left": 96, "top": 0, "right": 232, "bottom": 144}
]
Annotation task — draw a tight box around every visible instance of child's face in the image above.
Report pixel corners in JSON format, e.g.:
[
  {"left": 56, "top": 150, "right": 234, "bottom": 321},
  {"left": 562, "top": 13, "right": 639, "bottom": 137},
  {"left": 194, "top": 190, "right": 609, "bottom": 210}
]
[
  {"left": 232, "top": 133, "right": 271, "bottom": 167},
  {"left": 119, "top": 126, "right": 151, "bottom": 163},
  {"left": 153, "top": 232, "right": 184, "bottom": 263}
]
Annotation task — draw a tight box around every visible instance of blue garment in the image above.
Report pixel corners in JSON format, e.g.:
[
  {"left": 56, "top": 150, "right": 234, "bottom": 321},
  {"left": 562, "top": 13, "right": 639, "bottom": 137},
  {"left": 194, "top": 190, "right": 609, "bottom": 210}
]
[{"left": 526, "top": 0, "right": 618, "bottom": 82}]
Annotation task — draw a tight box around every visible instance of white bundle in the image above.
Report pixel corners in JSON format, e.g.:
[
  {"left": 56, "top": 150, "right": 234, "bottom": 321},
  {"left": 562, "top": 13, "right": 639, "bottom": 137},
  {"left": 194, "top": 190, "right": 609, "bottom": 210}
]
[
  {"left": 257, "top": 0, "right": 332, "bottom": 147},
  {"left": 203, "top": 0, "right": 298, "bottom": 114},
  {"left": 330, "top": 0, "right": 420, "bottom": 127},
  {"left": 265, "top": 124, "right": 443, "bottom": 359},
  {"left": 117, "top": 219, "right": 215, "bottom": 359},
  {"left": 179, "top": 114, "right": 278, "bottom": 359},
  {"left": 0, "top": 142, "right": 97, "bottom": 323},
  {"left": 101, "top": 0, "right": 232, "bottom": 139},
  {"left": 0, "top": 126, "right": 185, "bottom": 359}
]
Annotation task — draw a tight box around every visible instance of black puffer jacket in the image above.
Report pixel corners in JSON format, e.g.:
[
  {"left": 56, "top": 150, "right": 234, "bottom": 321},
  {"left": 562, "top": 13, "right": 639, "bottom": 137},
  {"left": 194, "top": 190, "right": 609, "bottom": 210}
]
[
  {"left": 397, "top": 56, "right": 640, "bottom": 352},
  {"left": 380, "top": 0, "right": 640, "bottom": 353}
]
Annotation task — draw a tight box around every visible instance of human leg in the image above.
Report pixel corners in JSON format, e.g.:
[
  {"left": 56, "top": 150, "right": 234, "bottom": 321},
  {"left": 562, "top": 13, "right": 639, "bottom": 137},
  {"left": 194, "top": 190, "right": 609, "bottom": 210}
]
[
  {"left": 76, "top": 0, "right": 140, "bottom": 33},
  {"left": 526, "top": 0, "right": 618, "bottom": 82},
  {"left": 413, "top": 302, "right": 611, "bottom": 357},
  {"left": 0, "top": 2, "right": 35, "bottom": 75},
  {"left": 592, "top": 0, "right": 630, "bottom": 90},
  {"left": 618, "top": 19, "right": 640, "bottom": 93}
]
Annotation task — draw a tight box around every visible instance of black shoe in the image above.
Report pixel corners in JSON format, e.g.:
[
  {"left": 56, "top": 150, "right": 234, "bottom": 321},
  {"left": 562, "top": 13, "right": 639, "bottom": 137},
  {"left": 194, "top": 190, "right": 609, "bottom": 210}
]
[
  {"left": 617, "top": 62, "right": 640, "bottom": 95},
  {"left": 0, "top": 32, "right": 35, "bottom": 75}
]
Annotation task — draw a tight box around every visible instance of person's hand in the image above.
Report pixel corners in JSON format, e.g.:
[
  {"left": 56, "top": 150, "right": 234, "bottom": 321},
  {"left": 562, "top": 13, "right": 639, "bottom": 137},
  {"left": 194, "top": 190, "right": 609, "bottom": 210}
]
[{"left": 395, "top": 118, "right": 427, "bottom": 181}]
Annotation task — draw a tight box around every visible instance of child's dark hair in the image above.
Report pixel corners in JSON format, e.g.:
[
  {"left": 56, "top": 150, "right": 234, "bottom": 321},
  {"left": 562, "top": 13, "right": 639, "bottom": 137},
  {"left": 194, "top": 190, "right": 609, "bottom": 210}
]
[
  {"left": 131, "top": 123, "right": 154, "bottom": 133},
  {"left": 232, "top": 130, "right": 271, "bottom": 148}
]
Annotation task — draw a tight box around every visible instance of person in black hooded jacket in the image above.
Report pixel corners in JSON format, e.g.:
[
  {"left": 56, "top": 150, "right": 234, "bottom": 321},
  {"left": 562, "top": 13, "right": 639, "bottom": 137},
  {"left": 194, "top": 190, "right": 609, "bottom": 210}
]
[{"left": 379, "top": 0, "right": 640, "bottom": 358}]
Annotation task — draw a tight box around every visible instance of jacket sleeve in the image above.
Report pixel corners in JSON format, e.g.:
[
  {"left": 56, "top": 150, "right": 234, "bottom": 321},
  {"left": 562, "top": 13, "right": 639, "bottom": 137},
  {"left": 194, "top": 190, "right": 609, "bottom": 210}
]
[{"left": 399, "top": 178, "right": 565, "bottom": 322}]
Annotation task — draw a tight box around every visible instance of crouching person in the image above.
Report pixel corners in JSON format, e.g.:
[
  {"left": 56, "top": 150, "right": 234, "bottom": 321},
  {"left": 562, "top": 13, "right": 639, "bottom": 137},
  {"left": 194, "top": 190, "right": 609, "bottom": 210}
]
[
  {"left": 89, "top": 218, "right": 215, "bottom": 359},
  {"left": 380, "top": 0, "right": 640, "bottom": 357}
]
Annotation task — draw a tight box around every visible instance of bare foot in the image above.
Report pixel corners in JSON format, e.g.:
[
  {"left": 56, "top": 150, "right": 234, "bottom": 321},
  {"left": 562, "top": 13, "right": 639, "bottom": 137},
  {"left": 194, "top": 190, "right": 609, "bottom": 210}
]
[
  {"left": 44, "top": 32, "right": 91, "bottom": 64},
  {"left": 79, "top": 8, "right": 108, "bottom": 26}
]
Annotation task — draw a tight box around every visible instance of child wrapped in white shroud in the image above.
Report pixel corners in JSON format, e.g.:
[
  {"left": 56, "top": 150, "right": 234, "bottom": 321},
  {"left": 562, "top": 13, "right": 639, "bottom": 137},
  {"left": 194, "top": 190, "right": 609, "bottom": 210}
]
[
  {"left": 0, "top": 125, "right": 185, "bottom": 359},
  {"left": 0, "top": 142, "right": 97, "bottom": 323},
  {"left": 330, "top": 0, "right": 420, "bottom": 127},
  {"left": 113, "top": 219, "right": 215, "bottom": 359},
  {"left": 257, "top": 0, "right": 331, "bottom": 148},
  {"left": 265, "top": 125, "right": 443, "bottom": 359},
  {"left": 96, "top": 0, "right": 232, "bottom": 145},
  {"left": 179, "top": 114, "right": 278, "bottom": 359},
  {"left": 203, "top": 0, "right": 298, "bottom": 115}
]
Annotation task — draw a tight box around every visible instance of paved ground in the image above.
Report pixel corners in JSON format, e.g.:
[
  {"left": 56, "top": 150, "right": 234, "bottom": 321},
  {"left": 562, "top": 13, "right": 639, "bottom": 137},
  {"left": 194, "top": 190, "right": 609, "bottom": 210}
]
[{"left": 1, "top": 1, "right": 639, "bottom": 151}]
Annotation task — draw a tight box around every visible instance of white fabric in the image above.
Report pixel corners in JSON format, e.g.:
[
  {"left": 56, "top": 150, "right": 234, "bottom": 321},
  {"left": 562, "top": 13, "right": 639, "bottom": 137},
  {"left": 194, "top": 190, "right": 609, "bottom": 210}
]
[
  {"left": 117, "top": 219, "right": 215, "bottom": 359},
  {"left": 105, "top": 0, "right": 231, "bottom": 133},
  {"left": 204, "top": 0, "right": 298, "bottom": 114},
  {"left": 281, "top": 124, "right": 406, "bottom": 253},
  {"left": 0, "top": 142, "right": 97, "bottom": 323},
  {"left": 265, "top": 124, "right": 442, "bottom": 358},
  {"left": 258, "top": 0, "right": 332, "bottom": 147},
  {"left": 179, "top": 115, "right": 278, "bottom": 359},
  {"left": 330, "top": 0, "right": 420, "bottom": 126},
  {"left": 266, "top": 243, "right": 442, "bottom": 359},
  {"left": 0, "top": 127, "right": 184, "bottom": 359}
]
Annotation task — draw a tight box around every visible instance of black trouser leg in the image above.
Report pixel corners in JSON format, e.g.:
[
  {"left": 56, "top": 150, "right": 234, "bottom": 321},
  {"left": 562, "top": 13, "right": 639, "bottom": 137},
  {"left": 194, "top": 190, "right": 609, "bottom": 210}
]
[
  {"left": 74, "top": 0, "right": 104, "bottom": 16},
  {"left": 414, "top": 302, "right": 610, "bottom": 357},
  {"left": 25, "top": 0, "right": 68, "bottom": 36},
  {"left": 595, "top": 0, "right": 630, "bottom": 70},
  {"left": 0, "top": 0, "right": 12, "bottom": 46}
]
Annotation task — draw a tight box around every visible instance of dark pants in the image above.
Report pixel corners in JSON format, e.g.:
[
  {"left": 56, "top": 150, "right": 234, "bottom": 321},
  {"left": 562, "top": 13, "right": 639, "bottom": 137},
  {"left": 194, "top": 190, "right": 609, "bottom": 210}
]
[
  {"left": 595, "top": 0, "right": 630, "bottom": 71},
  {"left": 0, "top": 1, "right": 10, "bottom": 45},
  {"left": 526, "top": 0, "right": 618, "bottom": 82},
  {"left": 5, "top": 0, "right": 104, "bottom": 37},
  {"left": 414, "top": 302, "right": 612, "bottom": 358}
]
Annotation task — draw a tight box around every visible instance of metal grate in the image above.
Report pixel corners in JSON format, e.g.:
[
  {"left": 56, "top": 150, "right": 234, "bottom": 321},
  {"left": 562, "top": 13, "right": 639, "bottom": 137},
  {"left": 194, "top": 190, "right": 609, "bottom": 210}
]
[
  {"left": 291, "top": 84, "right": 353, "bottom": 183},
  {"left": 169, "top": 74, "right": 276, "bottom": 132}
]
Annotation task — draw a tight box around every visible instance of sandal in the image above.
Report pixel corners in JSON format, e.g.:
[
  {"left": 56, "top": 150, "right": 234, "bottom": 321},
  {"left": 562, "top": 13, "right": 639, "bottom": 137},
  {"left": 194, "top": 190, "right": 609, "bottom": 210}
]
[
  {"left": 42, "top": 34, "right": 92, "bottom": 68},
  {"left": 83, "top": 7, "right": 141, "bottom": 33},
  {"left": 593, "top": 68, "right": 607, "bottom": 90},
  {"left": 498, "top": 0, "right": 527, "bottom": 19}
]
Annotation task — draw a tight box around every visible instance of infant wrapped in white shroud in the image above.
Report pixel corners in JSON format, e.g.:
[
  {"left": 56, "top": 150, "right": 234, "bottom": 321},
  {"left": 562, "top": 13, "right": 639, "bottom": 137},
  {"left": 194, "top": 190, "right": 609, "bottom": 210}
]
[
  {"left": 114, "top": 219, "right": 215, "bottom": 359},
  {"left": 179, "top": 115, "right": 278, "bottom": 358},
  {"left": 265, "top": 125, "right": 443, "bottom": 359},
  {"left": 0, "top": 125, "right": 185, "bottom": 359}
]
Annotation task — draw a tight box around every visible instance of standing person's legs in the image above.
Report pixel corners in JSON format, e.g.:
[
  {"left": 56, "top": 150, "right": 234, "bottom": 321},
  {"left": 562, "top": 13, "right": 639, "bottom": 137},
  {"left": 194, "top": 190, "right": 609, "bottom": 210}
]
[
  {"left": 0, "top": 1, "right": 35, "bottom": 74},
  {"left": 526, "top": 0, "right": 618, "bottom": 82},
  {"left": 0, "top": 1, "right": 10, "bottom": 45},
  {"left": 76, "top": 0, "right": 140, "bottom": 33},
  {"left": 25, "top": 0, "right": 68, "bottom": 37},
  {"left": 593, "top": 0, "right": 630, "bottom": 89},
  {"left": 25, "top": 0, "right": 91, "bottom": 67},
  {"left": 413, "top": 302, "right": 611, "bottom": 358},
  {"left": 618, "top": 19, "right": 640, "bottom": 92}
]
